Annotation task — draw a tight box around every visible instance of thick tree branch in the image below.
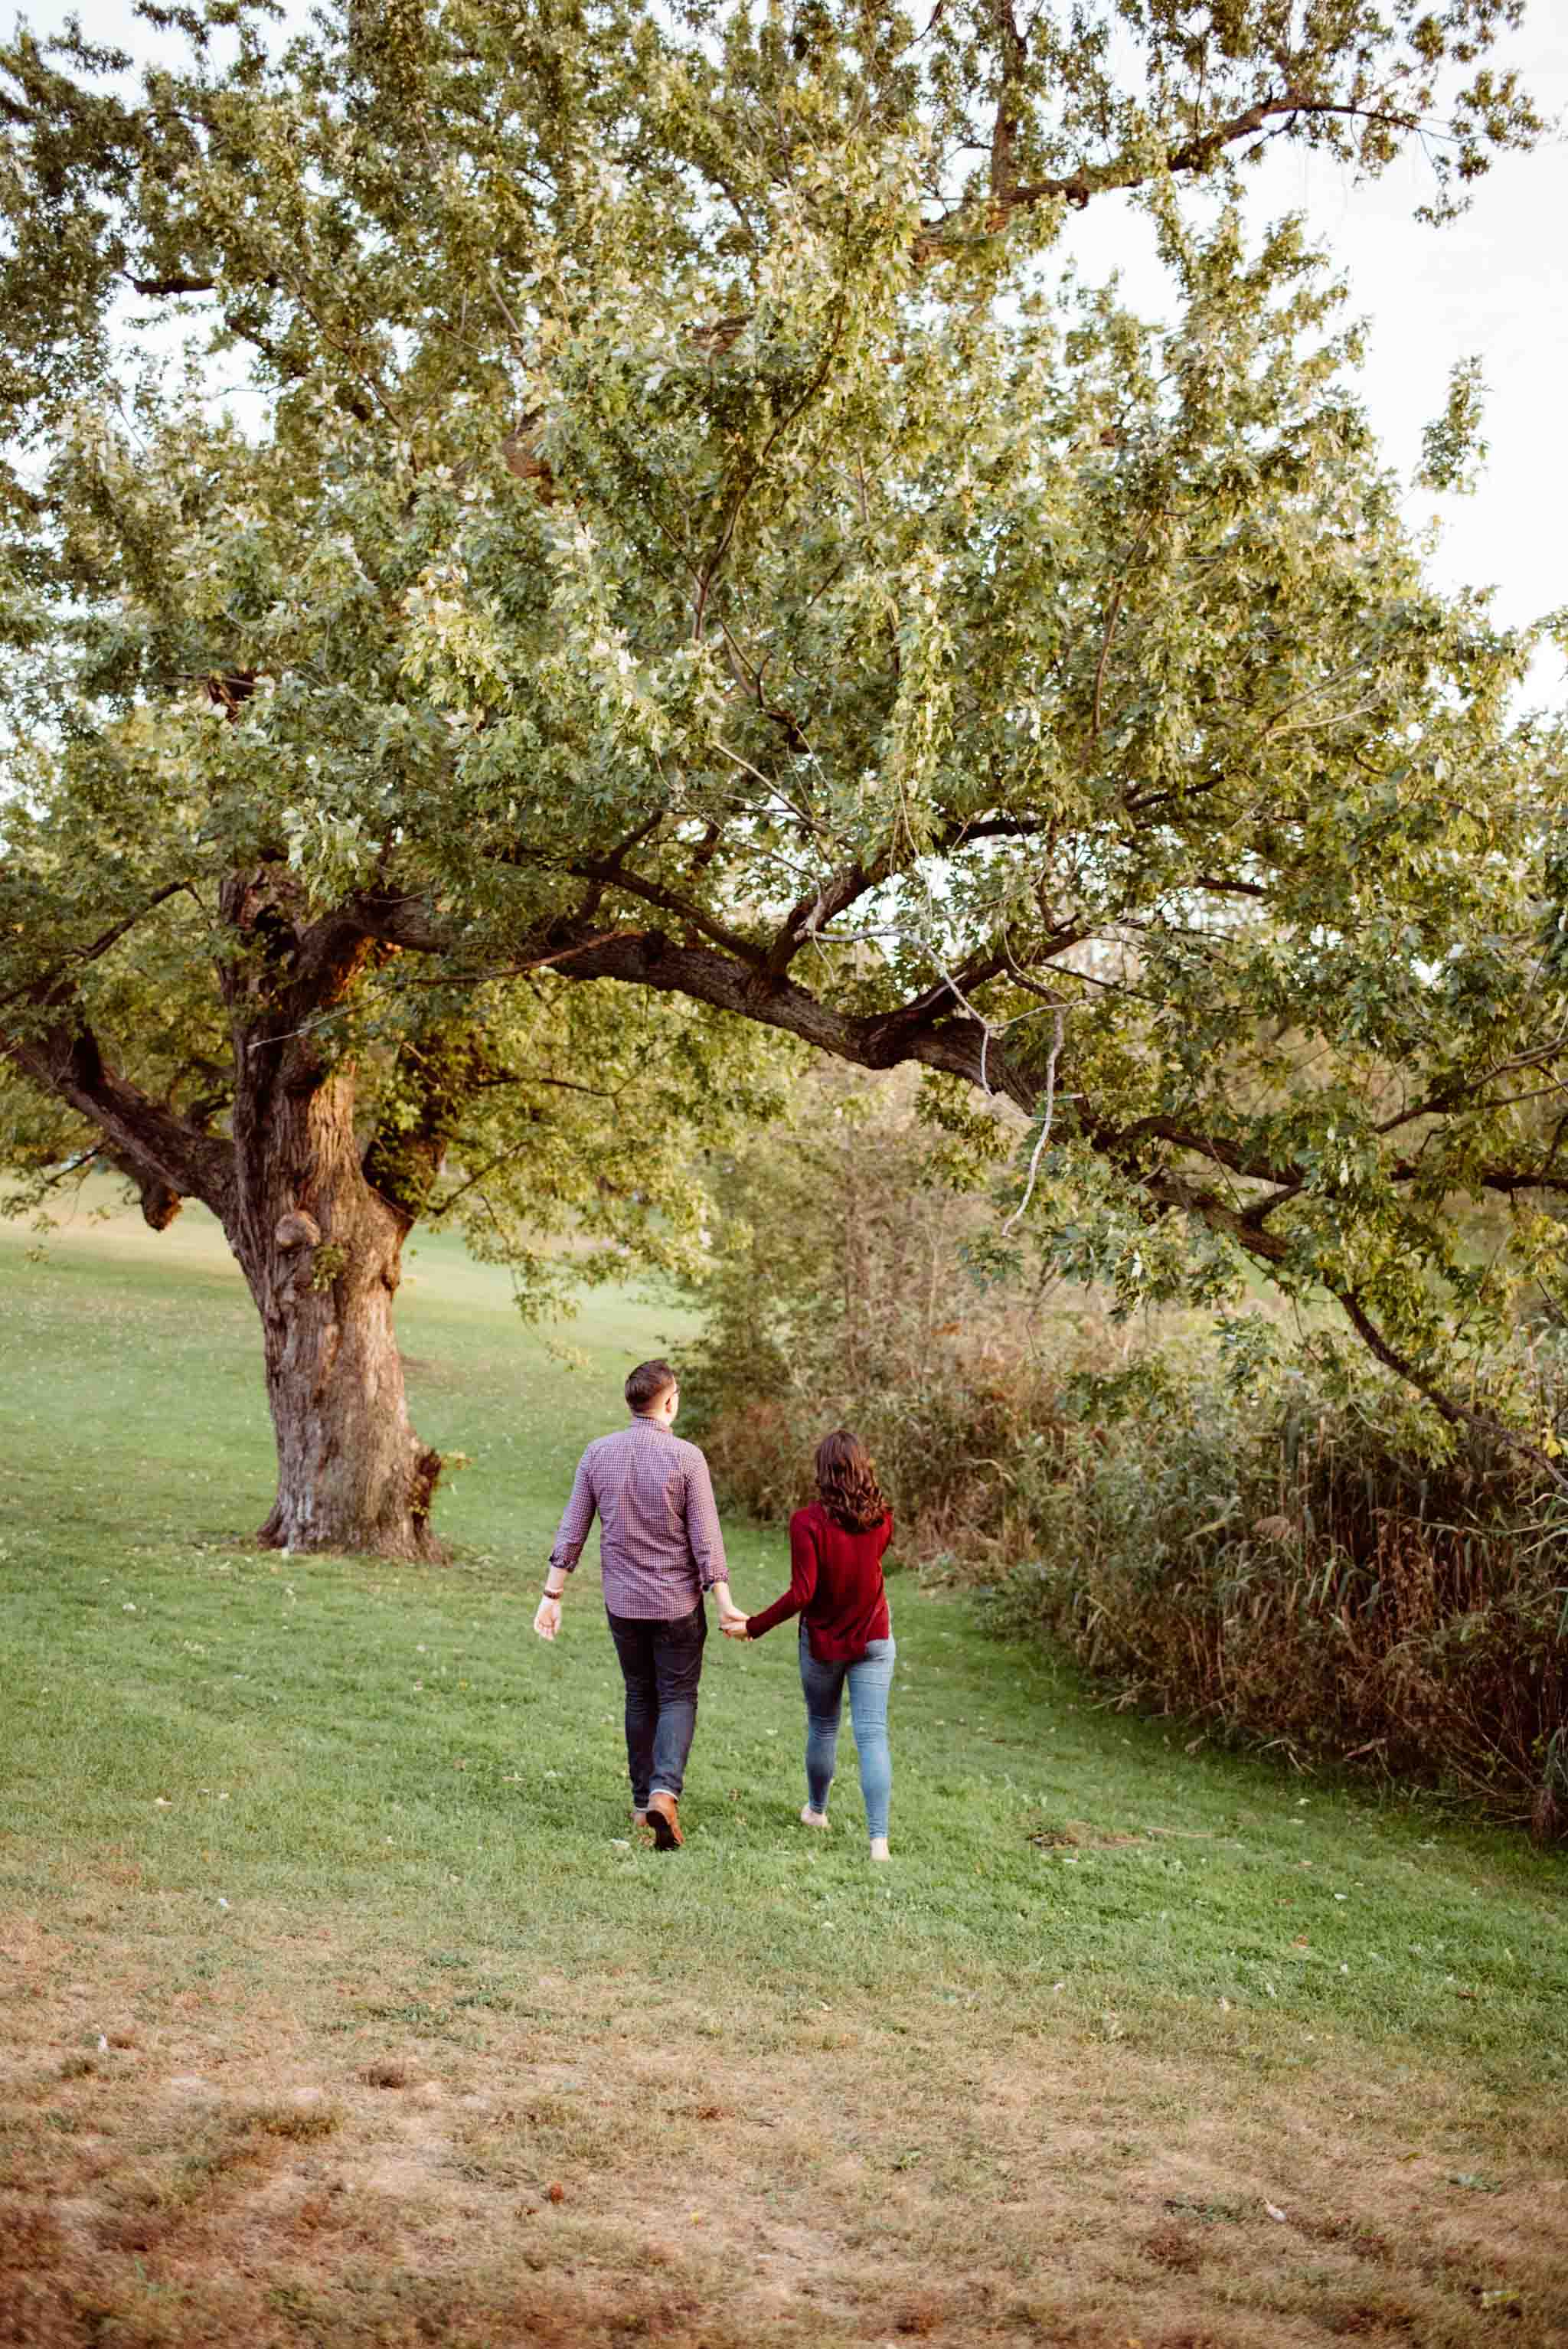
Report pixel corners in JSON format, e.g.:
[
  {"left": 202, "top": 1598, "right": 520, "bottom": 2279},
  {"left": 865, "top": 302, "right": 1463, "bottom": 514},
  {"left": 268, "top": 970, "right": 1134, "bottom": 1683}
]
[
  {"left": 525, "top": 918, "right": 1030, "bottom": 1109},
  {"left": 2, "top": 1005, "right": 234, "bottom": 1218},
  {"left": 987, "top": 0, "right": 1027, "bottom": 207},
  {"left": 1068, "top": 1128, "right": 1568, "bottom": 1489},
  {"left": 1372, "top": 1042, "right": 1568, "bottom": 1142},
  {"left": 768, "top": 854, "right": 887, "bottom": 972},
  {"left": 1109, "top": 1103, "right": 1568, "bottom": 1206},
  {"left": 1103, "top": 1152, "right": 1568, "bottom": 1489},
  {"left": 126, "top": 271, "right": 218, "bottom": 297},
  {"left": 767, "top": 813, "right": 1050, "bottom": 973},
  {"left": 564, "top": 860, "right": 766, "bottom": 965},
  {"left": 0, "top": 880, "right": 193, "bottom": 1015},
  {"left": 530, "top": 921, "right": 1568, "bottom": 1483},
  {"left": 1472, "top": 1166, "right": 1568, "bottom": 1199},
  {"left": 1336, "top": 1285, "right": 1568, "bottom": 1490},
  {"left": 362, "top": 1027, "right": 489, "bottom": 1231},
  {"left": 993, "top": 94, "right": 1419, "bottom": 221},
  {"left": 347, "top": 888, "right": 454, "bottom": 956},
  {"left": 877, "top": 949, "right": 1015, "bottom": 1037}
]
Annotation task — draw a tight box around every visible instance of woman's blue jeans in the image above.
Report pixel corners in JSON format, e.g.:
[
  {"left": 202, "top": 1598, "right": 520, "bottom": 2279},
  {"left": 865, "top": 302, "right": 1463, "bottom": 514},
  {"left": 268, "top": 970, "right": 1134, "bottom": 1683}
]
[{"left": 799, "top": 1630, "right": 896, "bottom": 1841}]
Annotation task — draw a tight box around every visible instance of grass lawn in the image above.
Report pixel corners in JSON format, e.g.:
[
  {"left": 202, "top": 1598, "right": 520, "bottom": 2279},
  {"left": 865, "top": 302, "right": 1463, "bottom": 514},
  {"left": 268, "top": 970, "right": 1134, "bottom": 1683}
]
[{"left": 2, "top": 1188, "right": 1566, "bottom": 2348}]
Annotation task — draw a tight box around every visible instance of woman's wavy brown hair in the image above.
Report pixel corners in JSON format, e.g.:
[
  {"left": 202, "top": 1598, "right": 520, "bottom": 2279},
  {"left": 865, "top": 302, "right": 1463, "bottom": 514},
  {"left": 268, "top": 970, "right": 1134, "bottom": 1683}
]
[{"left": 815, "top": 1429, "right": 888, "bottom": 1534}]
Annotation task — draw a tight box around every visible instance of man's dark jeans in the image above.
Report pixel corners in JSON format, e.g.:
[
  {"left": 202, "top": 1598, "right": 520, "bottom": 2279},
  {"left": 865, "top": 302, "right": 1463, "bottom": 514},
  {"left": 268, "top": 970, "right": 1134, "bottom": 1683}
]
[{"left": 606, "top": 1601, "right": 707, "bottom": 1807}]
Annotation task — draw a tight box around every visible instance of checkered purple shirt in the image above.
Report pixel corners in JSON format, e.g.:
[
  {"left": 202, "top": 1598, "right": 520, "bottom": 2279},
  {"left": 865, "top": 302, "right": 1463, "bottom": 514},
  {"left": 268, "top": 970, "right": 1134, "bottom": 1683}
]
[{"left": 548, "top": 1415, "right": 727, "bottom": 1620}]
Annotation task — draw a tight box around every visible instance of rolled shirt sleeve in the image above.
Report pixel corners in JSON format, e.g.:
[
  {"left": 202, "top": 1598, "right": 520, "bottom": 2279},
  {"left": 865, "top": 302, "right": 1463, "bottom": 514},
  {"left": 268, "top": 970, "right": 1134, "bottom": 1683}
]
[
  {"left": 548, "top": 1447, "right": 599, "bottom": 1573},
  {"left": 683, "top": 1448, "right": 728, "bottom": 1589}
]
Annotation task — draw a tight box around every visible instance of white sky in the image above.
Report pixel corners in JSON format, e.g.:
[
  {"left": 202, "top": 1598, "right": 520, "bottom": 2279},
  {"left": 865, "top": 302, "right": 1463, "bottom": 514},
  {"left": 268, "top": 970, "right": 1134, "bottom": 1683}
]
[
  {"left": 14, "top": 2, "right": 1567, "bottom": 699},
  {"left": 1065, "top": 18, "right": 1568, "bottom": 695}
]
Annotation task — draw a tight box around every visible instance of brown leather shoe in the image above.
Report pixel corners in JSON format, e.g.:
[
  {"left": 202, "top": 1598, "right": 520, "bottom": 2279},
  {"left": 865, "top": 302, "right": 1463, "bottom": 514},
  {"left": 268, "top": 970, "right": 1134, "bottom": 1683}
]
[{"left": 646, "top": 1792, "right": 683, "bottom": 1850}]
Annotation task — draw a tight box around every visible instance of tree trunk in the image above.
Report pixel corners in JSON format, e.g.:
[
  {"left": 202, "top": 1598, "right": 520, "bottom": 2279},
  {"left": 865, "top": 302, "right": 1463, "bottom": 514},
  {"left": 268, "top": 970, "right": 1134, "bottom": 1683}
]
[
  {"left": 204, "top": 867, "right": 450, "bottom": 1561},
  {"left": 229, "top": 1067, "right": 445, "bottom": 1562}
]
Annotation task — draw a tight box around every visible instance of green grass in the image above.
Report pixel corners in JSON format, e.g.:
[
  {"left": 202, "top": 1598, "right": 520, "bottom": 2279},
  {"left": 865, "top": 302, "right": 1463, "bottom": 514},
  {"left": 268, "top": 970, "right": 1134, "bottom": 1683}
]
[{"left": 2, "top": 1184, "right": 1566, "bottom": 2348}]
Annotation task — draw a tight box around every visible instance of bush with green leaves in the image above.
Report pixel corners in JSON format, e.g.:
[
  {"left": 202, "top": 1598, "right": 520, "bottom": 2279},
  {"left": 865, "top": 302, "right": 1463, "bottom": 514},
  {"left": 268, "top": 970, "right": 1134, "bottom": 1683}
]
[
  {"left": 678, "top": 1066, "right": 1096, "bottom": 1559},
  {"left": 998, "top": 1334, "right": 1568, "bottom": 1832},
  {"left": 684, "top": 1076, "right": 1568, "bottom": 1829}
]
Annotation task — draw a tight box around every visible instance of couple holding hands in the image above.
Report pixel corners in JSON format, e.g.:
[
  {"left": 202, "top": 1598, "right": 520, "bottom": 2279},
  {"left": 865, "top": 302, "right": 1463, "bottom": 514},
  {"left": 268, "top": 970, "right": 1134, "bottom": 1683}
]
[{"left": 534, "top": 1359, "right": 895, "bottom": 1859}]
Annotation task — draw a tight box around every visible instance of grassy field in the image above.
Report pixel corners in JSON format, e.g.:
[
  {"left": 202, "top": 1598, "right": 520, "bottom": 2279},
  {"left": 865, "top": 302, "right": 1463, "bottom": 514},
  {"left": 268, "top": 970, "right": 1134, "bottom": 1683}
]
[{"left": 2, "top": 1188, "right": 1566, "bottom": 2348}]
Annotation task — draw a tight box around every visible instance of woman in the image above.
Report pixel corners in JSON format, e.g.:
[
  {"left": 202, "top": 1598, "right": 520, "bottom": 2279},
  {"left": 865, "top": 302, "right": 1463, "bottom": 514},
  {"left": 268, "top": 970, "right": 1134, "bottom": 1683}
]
[{"left": 724, "top": 1430, "right": 896, "bottom": 1861}]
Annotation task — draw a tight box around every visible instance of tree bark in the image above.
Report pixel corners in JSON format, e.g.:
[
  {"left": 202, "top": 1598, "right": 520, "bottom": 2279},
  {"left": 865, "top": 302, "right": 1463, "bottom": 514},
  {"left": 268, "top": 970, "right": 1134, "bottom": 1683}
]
[
  {"left": 218, "top": 871, "right": 447, "bottom": 1560},
  {"left": 229, "top": 1069, "right": 446, "bottom": 1560}
]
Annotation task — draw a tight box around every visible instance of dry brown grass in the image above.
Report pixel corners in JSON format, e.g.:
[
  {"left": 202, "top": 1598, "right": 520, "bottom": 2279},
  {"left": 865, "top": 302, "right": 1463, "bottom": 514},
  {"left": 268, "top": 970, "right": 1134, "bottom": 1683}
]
[{"left": 2, "top": 1878, "right": 1566, "bottom": 2349}]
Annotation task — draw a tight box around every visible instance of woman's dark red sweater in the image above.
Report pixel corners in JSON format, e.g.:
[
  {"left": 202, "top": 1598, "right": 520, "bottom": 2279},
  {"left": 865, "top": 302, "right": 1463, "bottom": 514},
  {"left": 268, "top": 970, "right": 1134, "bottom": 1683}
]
[{"left": 746, "top": 1501, "right": 893, "bottom": 1662}]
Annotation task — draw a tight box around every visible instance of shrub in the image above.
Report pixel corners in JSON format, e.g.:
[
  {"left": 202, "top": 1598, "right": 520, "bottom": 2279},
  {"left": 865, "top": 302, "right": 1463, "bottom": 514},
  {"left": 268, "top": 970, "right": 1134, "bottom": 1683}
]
[
  {"left": 681, "top": 1071, "right": 1568, "bottom": 1830},
  {"left": 679, "top": 1065, "right": 1093, "bottom": 1567},
  {"left": 997, "top": 1345, "right": 1568, "bottom": 1831}
]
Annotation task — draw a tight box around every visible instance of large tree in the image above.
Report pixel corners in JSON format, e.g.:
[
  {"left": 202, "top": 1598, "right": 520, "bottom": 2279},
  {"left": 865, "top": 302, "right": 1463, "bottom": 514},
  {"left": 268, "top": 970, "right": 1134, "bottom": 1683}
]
[{"left": 2, "top": 0, "right": 1563, "bottom": 1556}]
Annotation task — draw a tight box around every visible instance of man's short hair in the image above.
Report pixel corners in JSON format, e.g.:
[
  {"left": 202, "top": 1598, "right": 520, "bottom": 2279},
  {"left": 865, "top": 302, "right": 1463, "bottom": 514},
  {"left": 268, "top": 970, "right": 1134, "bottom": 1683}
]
[{"left": 626, "top": 1358, "right": 678, "bottom": 1414}]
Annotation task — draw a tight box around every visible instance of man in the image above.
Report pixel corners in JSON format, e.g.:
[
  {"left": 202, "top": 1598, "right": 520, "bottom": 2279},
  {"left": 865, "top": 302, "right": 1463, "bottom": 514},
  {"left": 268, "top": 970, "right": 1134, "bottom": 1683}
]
[{"left": 534, "top": 1359, "right": 742, "bottom": 1849}]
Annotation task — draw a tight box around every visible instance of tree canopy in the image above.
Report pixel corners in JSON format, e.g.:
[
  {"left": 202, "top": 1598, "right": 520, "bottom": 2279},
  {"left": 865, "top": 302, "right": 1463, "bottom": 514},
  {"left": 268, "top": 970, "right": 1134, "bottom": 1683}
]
[{"left": 2, "top": 0, "right": 1564, "bottom": 1549}]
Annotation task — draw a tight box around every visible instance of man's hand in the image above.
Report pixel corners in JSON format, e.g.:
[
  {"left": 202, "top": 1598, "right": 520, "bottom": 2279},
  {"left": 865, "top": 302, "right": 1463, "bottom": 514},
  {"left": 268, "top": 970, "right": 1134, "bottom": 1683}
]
[
  {"left": 533, "top": 1594, "right": 563, "bottom": 1642},
  {"left": 716, "top": 1587, "right": 750, "bottom": 1640}
]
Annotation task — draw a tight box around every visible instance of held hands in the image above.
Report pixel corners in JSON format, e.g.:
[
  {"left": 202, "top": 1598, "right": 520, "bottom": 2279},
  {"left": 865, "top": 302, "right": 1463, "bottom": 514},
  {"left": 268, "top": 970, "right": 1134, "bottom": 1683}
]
[
  {"left": 711, "top": 1580, "right": 749, "bottom": 1641},
  {"left": 717, "top": 1599, "right": 750, "bottom": 1641},
  {"left": 533, "top": 1594, "right": 562, "bottom": 1642}
]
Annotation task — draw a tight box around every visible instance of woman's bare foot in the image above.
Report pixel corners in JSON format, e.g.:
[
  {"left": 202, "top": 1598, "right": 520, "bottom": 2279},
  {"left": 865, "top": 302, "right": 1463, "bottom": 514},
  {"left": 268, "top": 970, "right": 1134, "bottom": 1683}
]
[
  {"left": 800, "top": 1805, "right": 829, "bottom": 1829},
  {"left": 869, "top": 1836, "right": 890, "bottom": 1862}
]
